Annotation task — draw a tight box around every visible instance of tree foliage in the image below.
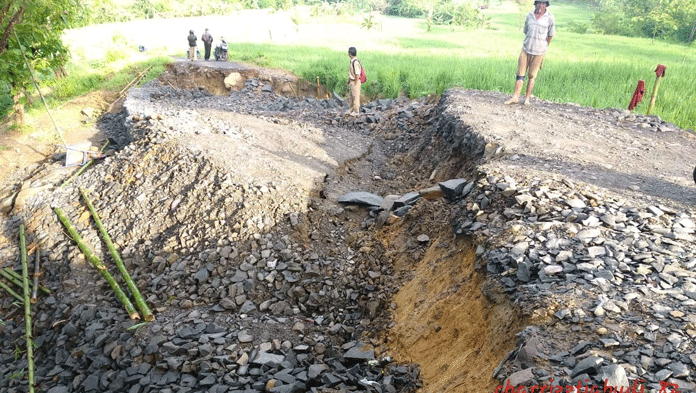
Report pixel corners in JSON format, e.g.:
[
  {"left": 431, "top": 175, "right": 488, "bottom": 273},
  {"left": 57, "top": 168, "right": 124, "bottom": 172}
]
[
  {"left": 0, "top": 0, "right": 82, "bottom": 123},
  {"left": 593, "top": 0, "right": 696, "bottom": 43},
  {"left": 386, "top": 0, "right": 488, "bottom": 28}
]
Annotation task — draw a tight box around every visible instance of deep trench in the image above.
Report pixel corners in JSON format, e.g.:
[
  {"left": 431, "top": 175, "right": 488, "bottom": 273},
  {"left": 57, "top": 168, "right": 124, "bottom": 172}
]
[
  {"left": 149, "top": 64, "right": 528, "bottom": 392},
  {"left": 0, "top": 64, "right": 527, "bottom": 393}
]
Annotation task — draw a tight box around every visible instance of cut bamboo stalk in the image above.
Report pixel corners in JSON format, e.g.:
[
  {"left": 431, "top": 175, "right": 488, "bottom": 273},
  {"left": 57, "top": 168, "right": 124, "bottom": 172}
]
[
  {"left": 3, "top": 268, "right": 50, "bottom": 295},
  {"left": 20, "top": 224, "right": 35, "bottom": 393},
  {"left": 0, "top": 268, "right": 25, "bottom": 288},
  {"left": 0, "top": 279, "right": 23, "bottom": 302},
  {"left": 53, "top": 207, "right": 140, "bottom": 320},
  {"left": 31, "top": 247, "right": 40, "bottom": 303},
  {"left": 80, "top": 189, "right": 154, "bottom": 321}
]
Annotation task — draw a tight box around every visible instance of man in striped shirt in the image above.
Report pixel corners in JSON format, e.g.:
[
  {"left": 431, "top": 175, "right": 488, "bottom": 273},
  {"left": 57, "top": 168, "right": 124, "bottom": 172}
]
[{"left": 505, "top": 0, "right": 555, "bottom": 106}]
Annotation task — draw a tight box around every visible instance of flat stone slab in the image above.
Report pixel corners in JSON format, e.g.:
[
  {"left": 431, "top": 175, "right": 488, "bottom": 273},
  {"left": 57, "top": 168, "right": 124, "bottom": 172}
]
[
  {"left": 394, "top": 191, "right": 420, "bottom": 207},
  {"left": 344, "top": 343, "right": 375, "bottom": 361},
  {"left": 252, "top": 351, "right": 285, "bottom": 366},
  {"left": 338, "top": 191, "right": 383, "bottom": 207}
]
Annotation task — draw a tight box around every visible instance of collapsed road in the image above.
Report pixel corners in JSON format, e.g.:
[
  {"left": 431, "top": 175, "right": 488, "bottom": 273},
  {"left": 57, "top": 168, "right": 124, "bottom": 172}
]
[{"left": 0, "top": 61, "right": 695, "bottom": 393}]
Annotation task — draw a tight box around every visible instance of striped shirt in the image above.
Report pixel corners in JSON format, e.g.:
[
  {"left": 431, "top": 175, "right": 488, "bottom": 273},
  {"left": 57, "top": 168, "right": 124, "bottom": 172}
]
[{"left": 522, "top": 11, "right": 555, "bottom": 56}]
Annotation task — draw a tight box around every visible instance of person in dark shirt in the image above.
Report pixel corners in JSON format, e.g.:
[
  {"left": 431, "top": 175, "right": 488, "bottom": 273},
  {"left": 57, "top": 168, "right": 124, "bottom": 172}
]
[{"left": 187, "top": 30, "right": 197, "bottom": 61}]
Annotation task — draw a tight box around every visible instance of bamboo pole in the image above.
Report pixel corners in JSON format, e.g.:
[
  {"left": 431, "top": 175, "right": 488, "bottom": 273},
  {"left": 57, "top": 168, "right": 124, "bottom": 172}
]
[
  {"left": 20, "top": 224, "right": 35, "bottom": 393},
  {"left": 80, "top": 189, "right": 154, "bottom": 321},
  {"left": 3, "top": 268, "right": 50, "bottom": 295},
  {"left": 0, "top": 279, "right": 23, "bottom": 302},
  {"left": 31, "top": 247, "right": 40, "bottom": 303},
  {"left": 646, "top": 76, "right": 662, "bottom": 115},
  {"left": 0, "top": 268, "right": 25, "bottom": 288},
  {"left": 107, "top": 65, "right": 152, "bottom": 112},
  {"left": 53, "top": 207, "right": 140, "bottom": 320}
]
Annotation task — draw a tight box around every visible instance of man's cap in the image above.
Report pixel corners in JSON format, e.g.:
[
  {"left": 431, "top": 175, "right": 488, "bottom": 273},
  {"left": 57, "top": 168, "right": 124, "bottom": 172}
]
[{"left": 534, "top": 0, "right": 550, "bottom": 5}]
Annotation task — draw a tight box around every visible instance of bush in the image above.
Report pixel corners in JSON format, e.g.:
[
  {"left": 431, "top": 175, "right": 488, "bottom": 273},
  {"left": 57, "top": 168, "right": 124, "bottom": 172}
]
[
  {"left": 0, "top": 84, "right": 12, "bottom": 121},
  {"left": 311, "top": 2, "right": 353, "bottom": 16},
  {"left": 387, "top": 0, "right": 489, "bottom": 28},
  {"left": 445, "top": 4, "right": 489, "bottom": 28},
  {"left": 131, "top": 0, "right": 156, "bottom": 19},
  {"left": 105, "top": 48, "right": 128, "bottom": 63},
  {"left": 592, "top": 12, "right": 636, "bottom": 36},
  {"left": 349, "top": 0, "right": 388, "bottom": 12},
  {"left": 385, "top": 0, "right": 422, "bottom": 18},
  {"left": 567, "top": 20, "right": 590, "bottom": 34}
]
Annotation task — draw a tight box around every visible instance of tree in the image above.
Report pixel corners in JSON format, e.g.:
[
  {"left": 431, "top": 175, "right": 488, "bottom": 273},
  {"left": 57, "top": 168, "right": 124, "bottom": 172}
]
[{"left": 0, "top": 0, "right": 82, "bottom": 125}]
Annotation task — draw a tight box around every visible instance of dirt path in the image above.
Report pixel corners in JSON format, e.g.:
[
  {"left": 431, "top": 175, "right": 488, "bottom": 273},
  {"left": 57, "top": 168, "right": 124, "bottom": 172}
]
[{"left": 436, "top": 89, "right": 696, "bottom": 209}]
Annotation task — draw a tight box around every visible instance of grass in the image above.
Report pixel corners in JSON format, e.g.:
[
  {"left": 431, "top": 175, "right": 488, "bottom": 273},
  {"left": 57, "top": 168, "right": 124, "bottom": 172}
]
[
  {"left": 5, "top": 1, "right": 696, "bottom": 131},
  {"left": 43, "top": 56, "right": 172, "bottom": 105},
  {"left": 227, "top": 1, "right": 696, "bottom": 130}
]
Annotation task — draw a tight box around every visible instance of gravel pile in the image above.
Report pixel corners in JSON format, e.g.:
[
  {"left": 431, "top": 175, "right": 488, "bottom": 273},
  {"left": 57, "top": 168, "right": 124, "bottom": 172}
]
[
  {"left": 385, "top": 89, "right": 696, "bottom": 393},
  {"left": 2, "top": 72, "right": 694, "bottom": 393},
  {"left": 0, "top": 79, "right": 423, "bottom": 393}
]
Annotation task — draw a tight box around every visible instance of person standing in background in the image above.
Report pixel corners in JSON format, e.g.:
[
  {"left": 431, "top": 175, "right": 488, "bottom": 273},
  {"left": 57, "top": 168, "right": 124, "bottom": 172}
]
[
  {"left": 187, "top": 30, "right": 197, "bottom": 61},
  {"left": 505, "top": 0, "right": 555, "bottom": 106},
  {"left": 347, "top": 47, "right": 362, "bottom": 115},
  {"left": 201, "top": 28, "right": 213, "bottom": 61}
]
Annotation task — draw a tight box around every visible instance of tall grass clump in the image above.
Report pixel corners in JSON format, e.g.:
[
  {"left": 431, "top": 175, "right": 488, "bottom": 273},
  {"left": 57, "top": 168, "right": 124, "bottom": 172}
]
[
  {"left": 34, "top": 57, "right": 172, "bottom": 112},
  {"left": 0, "top": 84, "right": 12, "bottom": 120},
  {"left": 47, "top": 73, "right": 105, "bottom": 102}
]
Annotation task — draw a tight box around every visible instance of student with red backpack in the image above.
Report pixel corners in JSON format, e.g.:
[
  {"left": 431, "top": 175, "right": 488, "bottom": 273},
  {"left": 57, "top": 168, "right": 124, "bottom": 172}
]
[{"left": 347, "top": 47, "right": 366, "bottom": 115}]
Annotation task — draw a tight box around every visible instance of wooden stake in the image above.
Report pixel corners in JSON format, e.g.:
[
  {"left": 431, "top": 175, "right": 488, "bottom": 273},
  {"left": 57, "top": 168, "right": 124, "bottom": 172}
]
[
  {"left": 81, "top": 189, "right": 154, "bottom": 321},
  {"left": 20, "top": 225, "right": 35, "bottom": 393},
  {"left": 53, "top": 207, "right": 140, "bottom": 320},
  {"left": 647, "top": 64, "right": 666, "bottom": 115}
]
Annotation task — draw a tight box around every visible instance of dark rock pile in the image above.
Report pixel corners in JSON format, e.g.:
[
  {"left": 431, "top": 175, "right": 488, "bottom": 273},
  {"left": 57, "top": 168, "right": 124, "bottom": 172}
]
[
  {"left": 0, "top": 79, "right": 425, "bottom": 392},
  {"left": 385, "top": 90, "right": 696, "bottom": 392},
  {"left": 3, "top": 71, "right": 695, "bottom": 393},
  {"left": 451, "top": 168, "right": 696, "bottom": 392}
]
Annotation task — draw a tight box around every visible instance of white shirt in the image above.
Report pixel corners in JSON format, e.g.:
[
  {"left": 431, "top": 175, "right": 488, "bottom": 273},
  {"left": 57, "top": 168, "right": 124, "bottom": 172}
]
[{"left": 522, "top": 10, "right": 555, "bottom": 56}]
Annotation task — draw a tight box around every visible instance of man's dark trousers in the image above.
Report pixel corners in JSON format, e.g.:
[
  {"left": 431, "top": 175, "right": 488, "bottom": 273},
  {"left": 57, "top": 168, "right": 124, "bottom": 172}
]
[{"left": 204, "top": 43, "right": 212, "bottom": 60}]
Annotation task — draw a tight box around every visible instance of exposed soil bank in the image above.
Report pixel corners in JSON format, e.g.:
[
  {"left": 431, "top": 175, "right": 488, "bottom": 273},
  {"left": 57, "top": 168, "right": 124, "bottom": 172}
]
[
  {"left": 382, "top": 203, "right": 524, "bottom": 392},
  {"left": 161, "top": 61, "right": 333, "bottom": 98}
]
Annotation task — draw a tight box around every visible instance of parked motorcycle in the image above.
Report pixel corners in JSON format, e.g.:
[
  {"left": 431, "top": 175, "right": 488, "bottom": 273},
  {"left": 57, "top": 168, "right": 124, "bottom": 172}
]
[{"left": 214, "top": 39, "right": 228, "bottom": 61}]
